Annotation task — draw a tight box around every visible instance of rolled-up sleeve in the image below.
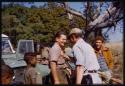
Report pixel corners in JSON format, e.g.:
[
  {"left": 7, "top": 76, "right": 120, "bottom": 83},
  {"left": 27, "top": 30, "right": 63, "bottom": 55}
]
[
  {"left": 73, "top": 46, "right": 85, "bottom": 66},
  {"left": 49, "top": 46, "right": 60, "bottom": 62}
]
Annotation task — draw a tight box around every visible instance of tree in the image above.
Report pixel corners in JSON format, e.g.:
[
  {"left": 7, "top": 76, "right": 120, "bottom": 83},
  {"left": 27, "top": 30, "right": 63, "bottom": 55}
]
[
  {"left": 2, "top": 2, "right": 121, "bottom": 46},
  {"left": 61, "top": 1, "right": 123, "bottom": 44},
  {"left": 2, "top": 2, "right": 85, "bottom": 47}
]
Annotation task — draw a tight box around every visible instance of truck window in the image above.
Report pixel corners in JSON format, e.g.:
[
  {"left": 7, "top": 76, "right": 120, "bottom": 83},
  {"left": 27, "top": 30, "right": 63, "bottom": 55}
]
[
  {"left": 18, "top": 41, "right": 27, "bottom": 54},
  {"left": 2, "top": 38, "right": 12, "bottom": 54},
  {"left": 18, "top": 40, "right": 34, "bottom": 55},
  {"left": 27, "top": 41, "right": 34, "bottom": 52}
]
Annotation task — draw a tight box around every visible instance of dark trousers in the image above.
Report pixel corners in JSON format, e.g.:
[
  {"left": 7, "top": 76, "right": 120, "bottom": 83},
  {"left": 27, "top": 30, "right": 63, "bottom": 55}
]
[{"left": 81, "top": 74, "right": 93, "bottom": 84}]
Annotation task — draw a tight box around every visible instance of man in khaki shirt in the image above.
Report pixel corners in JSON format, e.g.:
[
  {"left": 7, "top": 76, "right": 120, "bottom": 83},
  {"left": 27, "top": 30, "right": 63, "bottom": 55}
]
[{"left": 49, "top": 31, "right": 70, "bottom": 84}]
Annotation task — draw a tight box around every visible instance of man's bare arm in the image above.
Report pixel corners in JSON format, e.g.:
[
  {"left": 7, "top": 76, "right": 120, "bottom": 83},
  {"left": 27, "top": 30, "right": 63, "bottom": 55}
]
[
  {"left": 50, "top": 61, "right": 60, "bottom": 84},
  {"left": 76, "top": 65, "right": 84, "bottom": 84},
  {"left": 31, "top": 78, "right": 36, "bottom": 84}
]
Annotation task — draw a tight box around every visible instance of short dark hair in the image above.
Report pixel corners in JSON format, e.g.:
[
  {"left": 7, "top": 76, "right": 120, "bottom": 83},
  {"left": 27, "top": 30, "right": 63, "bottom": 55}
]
[
  {"left": 55, "top": 31, "right": 66, "bottom": 38},
  {"left": 24, "top": 52, "right": 37, "bottom": 63},
  {"left": 95, "top": 36, "right": 104, "bottom": 43},
  {"left": 1, "top": 64, "right": 14, "bottom": 77}
]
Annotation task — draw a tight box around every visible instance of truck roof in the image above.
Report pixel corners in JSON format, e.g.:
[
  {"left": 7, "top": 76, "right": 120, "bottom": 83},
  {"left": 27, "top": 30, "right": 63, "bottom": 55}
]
[{"left": 2, "top": 34, "right": 8, "bottom": 38}]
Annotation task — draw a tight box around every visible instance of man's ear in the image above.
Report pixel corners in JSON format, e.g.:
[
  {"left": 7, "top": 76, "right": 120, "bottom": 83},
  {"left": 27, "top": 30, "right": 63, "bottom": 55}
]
[{"left": 72, "top": 35, "right": 76, "bottom": 39}]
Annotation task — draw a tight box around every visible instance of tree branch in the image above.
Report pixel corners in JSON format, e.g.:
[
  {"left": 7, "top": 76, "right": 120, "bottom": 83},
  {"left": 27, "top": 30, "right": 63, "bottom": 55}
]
[
  {"left": 63, "top": 2, "right": 123, "bottom": 31},
  {"left": 63, "top": 2, "right": 86, "bottom": 19},
  {"left": 89, "top": 4, "right": 116, "bottom": 28},
  {"left": 93, "top": 2, "right": 103, "bottom": 20},
  {"left": 93, "top": 16, "right": 123, "bottom": 30}
]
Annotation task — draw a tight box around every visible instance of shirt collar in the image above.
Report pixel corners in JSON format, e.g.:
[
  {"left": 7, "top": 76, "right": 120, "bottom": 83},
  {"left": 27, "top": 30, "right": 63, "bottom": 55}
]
[
  {"left": 74, "top": 38, "right": 84, "bottom": 47},
  {"left": 54, "top": 42, "right": 62, "bottom": 50},
  {"left": 95, "top": 47, "right": 109, "bottom": 53}
]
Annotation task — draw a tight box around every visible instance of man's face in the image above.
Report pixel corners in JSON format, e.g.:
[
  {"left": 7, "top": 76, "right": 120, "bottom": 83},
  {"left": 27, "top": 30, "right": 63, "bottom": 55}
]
[
  {"left": 69, "top": 35, "right": 77, "bottom": 44},
  {"left": 56, "top": 34, "right": 67, "bottom": 47},
  {"left": 30, "top": 57, "right": 37, "bottom": 66},
  {"left": 95, "top": 40, "right": 103, "bottom": 49}
]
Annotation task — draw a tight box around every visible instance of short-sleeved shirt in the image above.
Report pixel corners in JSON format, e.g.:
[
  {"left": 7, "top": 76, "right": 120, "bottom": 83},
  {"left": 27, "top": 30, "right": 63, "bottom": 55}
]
[
  {"left": 24, "top": 67, "right": 42, "bottom": 84},
  {"left": 73, "top": 38, "right": 100, "bottom": 71},
  {"left": 49, "top": 43, "right": 65, "bottom": 68}
]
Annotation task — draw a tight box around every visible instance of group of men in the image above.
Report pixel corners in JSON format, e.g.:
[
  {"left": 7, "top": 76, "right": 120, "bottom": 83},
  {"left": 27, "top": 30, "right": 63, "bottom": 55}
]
[
  {"left": 49, "top": 28, "right": 113, "bottom": 85},
  {"left": 1, "top": 28, "right": 113, "bottom": 85}
]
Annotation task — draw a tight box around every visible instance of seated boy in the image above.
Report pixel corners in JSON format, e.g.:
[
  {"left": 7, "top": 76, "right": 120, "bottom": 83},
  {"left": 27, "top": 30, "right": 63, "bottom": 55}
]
[{"left": 24, "top": 52, "right": 42, "bottom": 84}]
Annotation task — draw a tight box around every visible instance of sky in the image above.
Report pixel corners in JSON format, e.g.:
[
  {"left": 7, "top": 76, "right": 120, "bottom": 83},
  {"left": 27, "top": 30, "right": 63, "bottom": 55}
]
[{"left": 2, "top": 2, "right": 123, "bottom": 42}]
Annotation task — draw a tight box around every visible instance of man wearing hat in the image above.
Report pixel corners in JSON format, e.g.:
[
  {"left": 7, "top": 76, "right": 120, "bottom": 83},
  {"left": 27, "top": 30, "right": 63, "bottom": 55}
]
[{"left": 68, "top": 28, "right": 102, "bottom": 84}]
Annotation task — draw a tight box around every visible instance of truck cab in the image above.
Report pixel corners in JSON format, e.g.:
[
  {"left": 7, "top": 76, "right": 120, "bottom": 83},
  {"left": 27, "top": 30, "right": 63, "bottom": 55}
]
[
  {"left": 2, "top": 34, "right": 28, "bottom": 68},
  {"left": 2, "top": 34, "right": 15, "bottom": 54},
  {"left": 2, "top": 34, "right": 37, "bottom": 83},
  {"left": 1, "top": 34, "right": 51, "bottom": 84}
]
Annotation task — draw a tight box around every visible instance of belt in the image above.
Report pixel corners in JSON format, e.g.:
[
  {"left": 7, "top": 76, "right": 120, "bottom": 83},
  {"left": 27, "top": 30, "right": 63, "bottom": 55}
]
[
  {"left": 87, "top": 70, "right": 98, "bottom": 73},
  {"left": 57, "top": 63, "right": 65, "bottom": 65}
]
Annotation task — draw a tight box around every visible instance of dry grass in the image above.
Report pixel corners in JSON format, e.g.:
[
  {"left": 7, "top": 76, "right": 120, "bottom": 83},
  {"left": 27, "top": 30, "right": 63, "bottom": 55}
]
[{"left": 105, "top": 42, "right": 123, "bottom": 82}]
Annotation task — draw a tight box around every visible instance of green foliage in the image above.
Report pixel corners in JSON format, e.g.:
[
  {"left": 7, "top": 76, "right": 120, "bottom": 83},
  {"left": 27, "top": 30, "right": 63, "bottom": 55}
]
[{"left": 2, "top": 4, "right": 86, "bottom": 47}]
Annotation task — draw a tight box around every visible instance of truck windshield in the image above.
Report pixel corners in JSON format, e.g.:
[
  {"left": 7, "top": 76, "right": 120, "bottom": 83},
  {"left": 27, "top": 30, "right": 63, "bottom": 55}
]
[
  {"left": 18, "top": 40, "right": 34, "bottom": 55},
  {"left": 2, "top": 38, "right": 12, "bottom": 54}
]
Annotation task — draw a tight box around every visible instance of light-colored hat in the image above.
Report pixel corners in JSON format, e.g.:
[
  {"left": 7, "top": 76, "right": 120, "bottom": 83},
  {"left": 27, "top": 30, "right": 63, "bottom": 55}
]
[{"left": 69, "top": 28, "right": 82, "bottom": 35}]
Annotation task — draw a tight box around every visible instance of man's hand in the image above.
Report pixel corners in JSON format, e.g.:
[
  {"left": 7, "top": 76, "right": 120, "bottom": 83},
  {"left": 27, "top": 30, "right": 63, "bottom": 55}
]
[
  {"left": 63, "top": 54, "right": 71, "bottom": 61},
  {"left": 55, "top": 80, "right": 60, "bottom": 84}
]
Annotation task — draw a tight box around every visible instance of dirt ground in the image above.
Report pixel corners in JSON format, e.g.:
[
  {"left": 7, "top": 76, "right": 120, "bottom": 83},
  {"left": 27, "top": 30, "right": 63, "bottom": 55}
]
[{"left": 105, "top": 41, "right": 123, "bottom": 83}]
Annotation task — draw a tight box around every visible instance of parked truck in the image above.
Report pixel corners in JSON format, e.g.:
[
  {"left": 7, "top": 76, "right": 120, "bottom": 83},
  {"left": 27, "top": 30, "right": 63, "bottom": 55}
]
[{"left": 1, "top": 34, "right": 50, "bottom": 84}]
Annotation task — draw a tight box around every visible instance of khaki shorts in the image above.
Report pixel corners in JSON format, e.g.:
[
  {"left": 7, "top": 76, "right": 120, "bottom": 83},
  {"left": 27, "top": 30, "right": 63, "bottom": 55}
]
[{"left": 50, "top": 68, "right": 69, "bottom": 84}]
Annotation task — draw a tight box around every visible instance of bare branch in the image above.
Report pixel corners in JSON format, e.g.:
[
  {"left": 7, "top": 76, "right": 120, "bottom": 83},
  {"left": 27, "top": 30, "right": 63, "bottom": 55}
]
[
  {"left": 66, "top": 8, "right": 85, "bottom": 19},
  {"left": 93, "top": 8, "right": 100, "bottom": 20},
  {"left": 113, "top": 8, "right": 122, "bottom": 19},
  {"left": 89, "top": 4, "right": 117, "bottom": 29},
  {"left": 62, "top": 2, "right": 123, "bottom": 32},
  {"left": 63, "top": 2, "right": 86, "bottom": 19},
  {"left": 93, "top": 2, "right": 103, "bottom": 20},
  {"left": 67, "top": 13, "right": 73, "bottom": 20},
  {"left": 106, "top": 9, "right": 111, "bottom": 19},
  {"left": 93, "top": 16, "right": 123, "bottom": 29}
]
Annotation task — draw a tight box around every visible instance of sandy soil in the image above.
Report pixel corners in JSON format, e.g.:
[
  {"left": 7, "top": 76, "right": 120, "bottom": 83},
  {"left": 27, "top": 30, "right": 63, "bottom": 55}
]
[{"left": 105, "top": 41, "right": 123, "bottom": 82}]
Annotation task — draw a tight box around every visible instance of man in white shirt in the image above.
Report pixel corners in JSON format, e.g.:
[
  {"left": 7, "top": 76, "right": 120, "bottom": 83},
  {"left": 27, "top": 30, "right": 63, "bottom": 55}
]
[{"left": 68, "top": 28, "right": 102, "bottom": 84}]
